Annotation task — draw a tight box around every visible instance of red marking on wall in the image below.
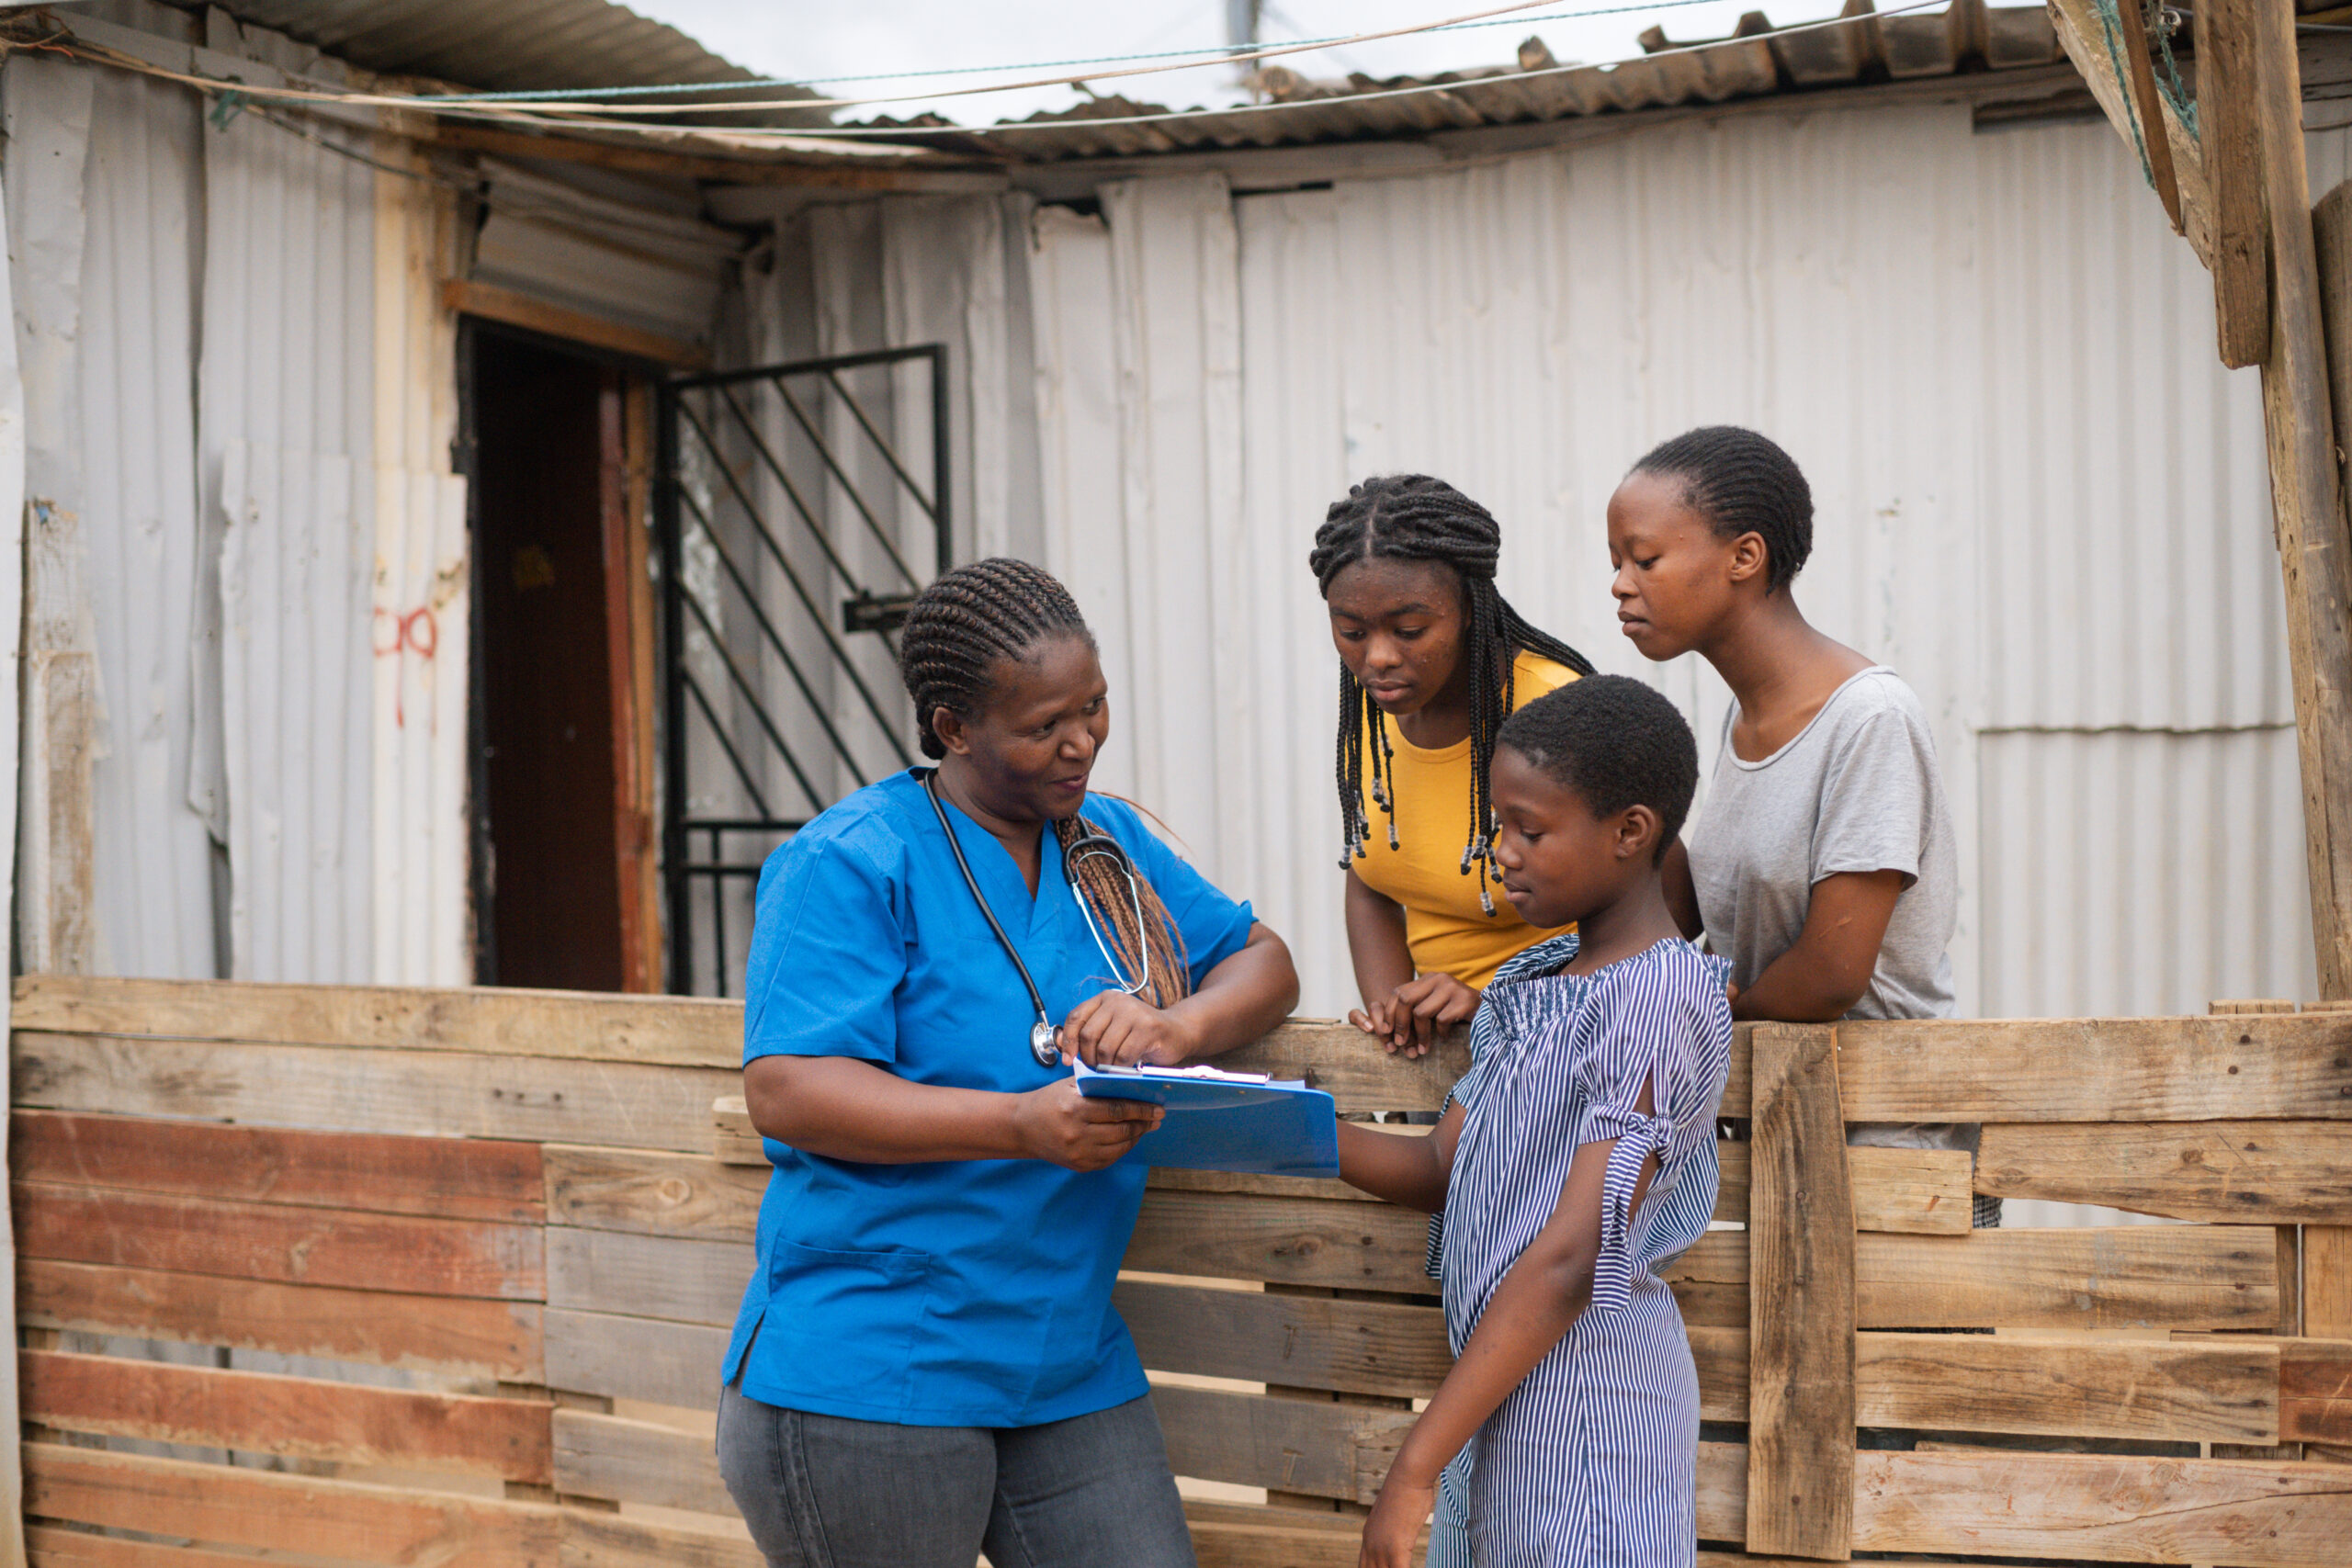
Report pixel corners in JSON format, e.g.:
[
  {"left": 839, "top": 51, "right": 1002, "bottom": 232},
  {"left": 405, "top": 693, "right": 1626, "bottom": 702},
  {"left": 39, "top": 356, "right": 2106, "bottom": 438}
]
[{"left": 374, "top": 606, "right": 439, "bottom": 729}]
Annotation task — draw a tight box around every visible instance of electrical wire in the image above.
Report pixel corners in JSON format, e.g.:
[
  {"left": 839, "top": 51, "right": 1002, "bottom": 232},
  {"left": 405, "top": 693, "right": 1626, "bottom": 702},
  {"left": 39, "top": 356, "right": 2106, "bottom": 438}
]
[{"left": 413, "top": 0, "right": 1743, "bottom": 103}]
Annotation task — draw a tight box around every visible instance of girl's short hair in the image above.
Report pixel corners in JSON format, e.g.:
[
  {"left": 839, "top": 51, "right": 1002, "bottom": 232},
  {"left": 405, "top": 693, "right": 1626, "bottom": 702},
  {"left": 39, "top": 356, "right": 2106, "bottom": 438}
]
[
  {"left": 1629, "top": 425, "right": 1814, "bottom": 592},
  {"left": 1497, "top": 676, "right": 1699, "bottom": 863}
]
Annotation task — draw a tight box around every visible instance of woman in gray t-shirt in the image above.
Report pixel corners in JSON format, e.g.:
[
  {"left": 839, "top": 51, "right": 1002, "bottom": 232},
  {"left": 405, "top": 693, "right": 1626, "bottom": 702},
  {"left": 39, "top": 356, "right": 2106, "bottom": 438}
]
[{"left": 1600, "top": 425, "right": 1994, "bottom": 1224}]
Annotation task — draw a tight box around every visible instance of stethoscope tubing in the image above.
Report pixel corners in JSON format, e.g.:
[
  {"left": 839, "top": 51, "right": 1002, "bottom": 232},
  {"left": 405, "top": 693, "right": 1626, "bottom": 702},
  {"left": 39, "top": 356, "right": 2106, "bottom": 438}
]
[{"left": 922, "top": 770, "right": 1065, "bottom": 1067}]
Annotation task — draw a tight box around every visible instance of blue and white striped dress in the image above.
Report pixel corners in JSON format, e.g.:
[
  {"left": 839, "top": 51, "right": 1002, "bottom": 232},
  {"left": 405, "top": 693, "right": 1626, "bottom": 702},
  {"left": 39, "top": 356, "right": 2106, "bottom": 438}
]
[{"left": 1435, "top": 932, "right": 1734, "bottom": 1568}]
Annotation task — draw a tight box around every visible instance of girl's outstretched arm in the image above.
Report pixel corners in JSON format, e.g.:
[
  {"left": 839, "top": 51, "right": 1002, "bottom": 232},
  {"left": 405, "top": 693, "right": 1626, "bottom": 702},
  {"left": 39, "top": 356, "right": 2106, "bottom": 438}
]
[
  {"left": 1334, "top": 1100, "right": 1464, "bottom": 1213},
  {"left": 1357, "top": 1093, "right": 1660, "bottom": 1568}
]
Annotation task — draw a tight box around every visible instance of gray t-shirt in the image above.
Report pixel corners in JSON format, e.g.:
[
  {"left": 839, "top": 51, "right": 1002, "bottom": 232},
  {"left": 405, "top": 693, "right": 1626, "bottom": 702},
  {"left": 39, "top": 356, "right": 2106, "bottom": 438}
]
[{"left": 1687, "top": 666, "right": 1962, "bottom": 1150}]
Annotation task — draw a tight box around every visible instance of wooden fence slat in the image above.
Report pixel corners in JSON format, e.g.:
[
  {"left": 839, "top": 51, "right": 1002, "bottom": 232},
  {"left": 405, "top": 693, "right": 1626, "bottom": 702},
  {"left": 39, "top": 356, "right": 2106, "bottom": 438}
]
[
  {"left": 2308, "top": 1223, "right": 2352, "bottom": 1337},
  {"left": 13, "top": 1182, "right": 545, "bottom": 1301},
  {"left": 12, "top": 1110, "right": 545, "bottom": 1223},
  {"left": 2282, "top": 1337, "right": 2352, "bottom": 1444},
  {"left": 543, "top": 1307, "right": 726, "bottom": 1411},
  {"left": 1857, "top": 1332, "right": 2278, "bottom": 1443},
  {"left": 21, "top": 1442, "right": 561, "bottom": 1566},
  {"left": 558, "top": 1510, "right": 763, "bottom": 1568},
  {"left": 25, "top": 1524, "right": 285, "bottom": 1568},
  {"left": 552, "top": 1408, "right": 729, "bottom": 1515},
  {"left": 542, "top": 1145, "right": 764, "bottom": 1242},
  {"left": 1115, "top": 1279, "right": 1452, "bottom": 1399},
  {"left": 1826, "top": 1014, "right": 2352, "bottom": 1122},
  {"left": 1747, "top": 1023, "right": 1855, "bottom": 1561},
  {"left": 1975, "top": 1121, "right": 2352, "bottom": 1222},
  {"left": 1716, "top": 1143, "right": 1973, "bottom": 1235},
  {"left": 1853, "top": 1224, "right": 2280, "bottom": 1331},
  {"left": 1216, "top": 1021, "right": 1469, "bottom": 1115},
  {"left": 17, "top": 1258, "right": 543, "bottom": 1381},
  {"left": 1125, "top": 1192, "right": 2278, "bottom": 1327},
  {"left": 1182, "top": 1498, "right": 1370, "bottom": 1568},
  {"left": 1149, "top": 1382, "right": 1414, "bottom": 1504},
  {"left": 9, "top": 974, "right": 740, "bottom": 1067},
  {"left": 1125, "top": 1189, "right": 1438, "bottom": 1295},
  {"left": 546, "top": 1229, "right": 751, "bottom": 1327},
  {"left": 20, "top": 1348, "right": 553, "bottom": 1483},
  {"left": 11, "top": 1032, "right": 733, "bottom": 1153},
  {"left": 1148, "top": 1168, "right": 1385, "bottom": 1205},
  {"left": 1852, "top": 1444, "right": 2352, "bottom": 1566}
]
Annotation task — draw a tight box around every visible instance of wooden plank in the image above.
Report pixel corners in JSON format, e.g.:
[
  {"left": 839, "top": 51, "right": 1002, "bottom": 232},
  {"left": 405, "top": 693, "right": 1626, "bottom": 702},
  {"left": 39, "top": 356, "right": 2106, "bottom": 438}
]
[
  {"left": 1975, "top": 1120, "right": 2352, "bottom": 1222},
  {"left": 2044, "top": 0, "right": 2215, "bottom": 268},
  {"left": 1852, "top": 1443, "right": 2352, "bottom": 1565},
  {"left": 552, "top": 1408, "right": 729, "bottom": 1515},
  {"left": 17, "top": 1258, "right": 543, "bottom": 1381},
  {"left": 26, "top": 1524, "right": 292, "bottom": 1568},
  {"left": 603, "top": 378, "right": 662, "bottom": 998},
  {"left": 443, "top": 280, "right": 708, "bottom": 369},
  {"left": 2308, "top": 1222, "right": 2352, "bottom": 1337},
  {"left": 1691, "top": 1325, "right": 1748, "bottom": 1420},
  {"left": 1853, "top": 1224, "right": 2281, "bottom": 1330},
  {"left": 2106, "top": 0, "right": 2183, "bottom": 231},
  {"left": 1857, "top": 1332, "right": 2278, "bottom": 1444},
  {"left": 21, "top": 1443, "right": 561, "bottom": 1565},
  {"left": 1115, "top": 1279, "right": 1451, "bottom": 1399},
  {"left": 546, "top": 1227, "right": 752, "bottom": 1327},
  {"left": 1746, "top": 1023, "right": 1855, "bottom": 1560},
  {"left": 543, "top": 1307, "right": 726, "bottom": 1411},
  {"left": 14, "top": 1182, "right": 544, "bottom": 1301},
  {"left": 1823, "top": 1013, "right": 2352, "bottom": 1122},
  {"left": 20, "top": 1348, "right": 553, "bottom": 1483},
  {"left": 1716, "top": 1142, "right": 1973, "bottom": 1234},
  {"left": 12, "top": 1032, "right": 735, "bottom": 1153},
  {"left": 2283, "top": 1337, "right": 2352, "bottom": 1443},
  {"left": 543, "top": 1145, "right": 765, "bottom": 1242},
  {"left": 558, "top": 1509, "right": 763, "bottom": 1568},
  {"left": 1183, "top": 1498, "right": 1368, "bottom": 1568},
  {"left": 1124, "top": 1189, "right": 1438, "bottom": 1295},
  {"left": 1148, "top": 1167, "right": 1384, "bottom": 1205},
  {"left": 1149, "top": 1382, "right": 1413, "bottom": 1505},
  {"left": 2196, "top": 0, "right": 2272, "bottom": 366},
  {"left": 12, "top": 1109, "right": 546, "bottom": 1223},
  {"left": 1216, "top": 1020, "right": 1470, "bottom": 1115},
  {"left": 10, "top": 974, "right": 741, "bottom": 1065}
]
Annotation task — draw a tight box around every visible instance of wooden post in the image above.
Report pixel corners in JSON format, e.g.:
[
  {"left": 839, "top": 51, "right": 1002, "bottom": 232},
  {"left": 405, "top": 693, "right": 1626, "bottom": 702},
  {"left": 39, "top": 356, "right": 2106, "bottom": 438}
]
[
  {"left": 2196, "top": 0, "right": 2272, "bottom": 367},
  {"left": 1746, "top": 1024, "right": 1855, "bottom": 1562},
  {"left": 2249, "top": 0, "right": 2352, "bottom": 1001}
]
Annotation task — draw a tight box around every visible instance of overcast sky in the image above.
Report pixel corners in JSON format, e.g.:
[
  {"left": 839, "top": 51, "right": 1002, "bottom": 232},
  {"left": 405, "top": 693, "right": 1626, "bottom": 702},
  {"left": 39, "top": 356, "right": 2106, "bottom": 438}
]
[{"left": 625, "top": 0, "right": 1872, "bottom": 125}]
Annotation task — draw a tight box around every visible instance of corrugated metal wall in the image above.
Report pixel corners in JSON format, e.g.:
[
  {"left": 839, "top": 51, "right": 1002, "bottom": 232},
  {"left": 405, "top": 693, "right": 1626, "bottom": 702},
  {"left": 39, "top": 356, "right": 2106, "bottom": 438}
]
[
  {"left": 4, "top": 7, "right": 469, "bottom": 986},
  {"left": 1025, "top": 102, "right": 2328, "bottom": 1021}
]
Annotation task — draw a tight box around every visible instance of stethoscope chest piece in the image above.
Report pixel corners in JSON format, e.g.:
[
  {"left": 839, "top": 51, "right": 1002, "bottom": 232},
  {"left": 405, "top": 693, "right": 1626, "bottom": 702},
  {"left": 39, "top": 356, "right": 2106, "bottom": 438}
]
[{"left": 1030, "top": 1021, "right": 1062, "bottom": 1068}]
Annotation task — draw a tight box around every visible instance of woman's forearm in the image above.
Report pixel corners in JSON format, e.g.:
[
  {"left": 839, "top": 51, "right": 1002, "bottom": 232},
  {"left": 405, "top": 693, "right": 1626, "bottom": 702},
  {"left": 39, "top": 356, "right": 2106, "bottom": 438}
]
[
  {"left": 1335, "top": 1120, "right": 1450, "bottom": 1212},
  {"left": 1345, "top": 871, "right": 1417, "bottom": 1007},
  {"left": 744, "top": 1055, "right": 1024, "bottom": 1163},
  {"left": 1166, "top": 923, "right": 1300, "bottom": 1060}
]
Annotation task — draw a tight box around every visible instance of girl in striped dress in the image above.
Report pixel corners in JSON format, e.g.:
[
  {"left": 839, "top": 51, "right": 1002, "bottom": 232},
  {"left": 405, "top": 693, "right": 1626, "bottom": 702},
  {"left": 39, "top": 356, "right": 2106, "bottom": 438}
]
[{"left": 1336, "top": 675, "right": 1734, "bottom": 1568}]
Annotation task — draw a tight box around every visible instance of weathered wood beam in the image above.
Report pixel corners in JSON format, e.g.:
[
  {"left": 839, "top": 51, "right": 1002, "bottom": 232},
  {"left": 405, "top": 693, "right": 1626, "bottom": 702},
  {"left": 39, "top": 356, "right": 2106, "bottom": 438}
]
[
  {"left": 1747, "top": 1024, "right": 1856, "bottom": 1561},
  {"left": 2046, "top": 0, "right": 2217, "bottom": 267},
  {"left": 2110, "top": 0, "right": 2185, "bottom": 230},
  {"left": 2198, "top": 0, "right": 2274, "bottom": 365}
]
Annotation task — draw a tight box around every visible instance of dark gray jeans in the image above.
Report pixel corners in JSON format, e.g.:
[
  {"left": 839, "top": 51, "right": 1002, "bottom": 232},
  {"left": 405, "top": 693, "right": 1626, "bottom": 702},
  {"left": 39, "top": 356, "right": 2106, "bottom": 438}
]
[{"left": 717, "top": 1382, "right": 1197, "bottom": 1568}]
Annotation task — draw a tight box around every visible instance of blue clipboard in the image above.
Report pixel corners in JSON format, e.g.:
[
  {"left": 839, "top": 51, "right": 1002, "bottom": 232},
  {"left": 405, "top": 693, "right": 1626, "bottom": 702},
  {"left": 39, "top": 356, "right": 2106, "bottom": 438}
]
[{"left": 1073, "top": 1061, "right": 1340, "bottom": 1177}]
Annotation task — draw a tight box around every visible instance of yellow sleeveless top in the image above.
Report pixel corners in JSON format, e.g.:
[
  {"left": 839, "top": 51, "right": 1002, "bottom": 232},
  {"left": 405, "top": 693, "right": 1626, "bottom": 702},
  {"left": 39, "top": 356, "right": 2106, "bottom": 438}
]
[{"left": 1351, "top": 650, "right": 1579, "bottom": 991}]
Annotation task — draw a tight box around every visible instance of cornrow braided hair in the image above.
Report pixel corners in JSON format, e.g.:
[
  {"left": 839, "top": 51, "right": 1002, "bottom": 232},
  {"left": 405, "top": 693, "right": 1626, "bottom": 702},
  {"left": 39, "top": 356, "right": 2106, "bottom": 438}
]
[
  {"left": 1307, "top": 476, "right": 1596, "bottom": 915},
  {"left": 1629, "top": 425, "right": 1815, "bottom": 592},
  {"left": 898, "top": 558, "right": 1191, "bottom": 1007}
]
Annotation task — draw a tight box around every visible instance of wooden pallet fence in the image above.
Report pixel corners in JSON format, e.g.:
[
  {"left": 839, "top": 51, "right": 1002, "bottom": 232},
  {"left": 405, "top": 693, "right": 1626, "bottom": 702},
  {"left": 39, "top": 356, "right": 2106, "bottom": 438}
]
[{"left": 12, "top": 975, "right": 2352, "bottom": 1568}]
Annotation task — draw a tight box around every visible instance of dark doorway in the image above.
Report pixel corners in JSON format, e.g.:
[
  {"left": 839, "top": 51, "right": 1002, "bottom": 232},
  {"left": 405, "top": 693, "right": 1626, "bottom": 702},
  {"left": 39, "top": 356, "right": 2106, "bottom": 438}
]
[{"left": 469, "top": 329, "right": 657, "bottom": 991}]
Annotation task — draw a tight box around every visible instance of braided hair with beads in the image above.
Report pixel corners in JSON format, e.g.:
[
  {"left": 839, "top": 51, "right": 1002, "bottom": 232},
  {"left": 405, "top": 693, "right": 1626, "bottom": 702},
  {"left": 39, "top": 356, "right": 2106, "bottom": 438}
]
[
  {"left": 1308, "top": 475, "right": 1596, "bottom": 914},
  {"left": 898, "top": 557, "right": 1192, "bottom": 1006}
]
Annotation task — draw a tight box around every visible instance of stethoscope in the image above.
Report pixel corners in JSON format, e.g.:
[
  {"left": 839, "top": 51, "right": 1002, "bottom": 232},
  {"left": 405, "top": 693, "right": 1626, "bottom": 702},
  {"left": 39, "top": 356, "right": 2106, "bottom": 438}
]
[{"left": 922, "top": 769, "right": 1156, "bottom": 1068}]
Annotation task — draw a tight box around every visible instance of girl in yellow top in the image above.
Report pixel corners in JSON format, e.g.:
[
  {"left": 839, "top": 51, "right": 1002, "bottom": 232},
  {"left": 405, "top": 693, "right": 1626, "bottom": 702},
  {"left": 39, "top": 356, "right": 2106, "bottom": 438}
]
[{"left": 1311, "top": 475, "right": 1596, "bottom": 1057}]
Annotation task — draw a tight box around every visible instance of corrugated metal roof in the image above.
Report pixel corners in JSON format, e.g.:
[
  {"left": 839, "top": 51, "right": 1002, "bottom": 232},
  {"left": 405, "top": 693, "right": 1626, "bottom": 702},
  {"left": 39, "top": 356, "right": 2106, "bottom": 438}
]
[
  {"left": 849, "top": 1, "right": 2068, "bottom": 163},
  {"left": 209, "top": 0, "right": 801, "bottom": 98}
]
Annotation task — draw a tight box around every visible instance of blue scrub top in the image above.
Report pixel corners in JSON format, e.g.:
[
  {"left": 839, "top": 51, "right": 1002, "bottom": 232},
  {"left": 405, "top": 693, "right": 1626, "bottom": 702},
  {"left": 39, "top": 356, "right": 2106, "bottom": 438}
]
[{"left": 722, "top": 768, "right": 1257, "bottom": 1427}]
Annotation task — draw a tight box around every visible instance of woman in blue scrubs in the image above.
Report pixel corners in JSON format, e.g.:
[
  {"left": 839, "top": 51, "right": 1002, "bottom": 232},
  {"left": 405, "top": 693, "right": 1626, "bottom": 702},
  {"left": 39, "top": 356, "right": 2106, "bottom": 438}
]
[{"left": 717, "top": 558, "right": 1300, "bottom": 1568}]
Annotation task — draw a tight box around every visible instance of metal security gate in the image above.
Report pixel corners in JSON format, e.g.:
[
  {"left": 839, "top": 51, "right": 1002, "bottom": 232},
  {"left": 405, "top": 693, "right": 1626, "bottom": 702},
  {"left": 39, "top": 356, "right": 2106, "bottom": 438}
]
[{"left": 656, "top": 346, "right": 949, "bottom": 996}]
